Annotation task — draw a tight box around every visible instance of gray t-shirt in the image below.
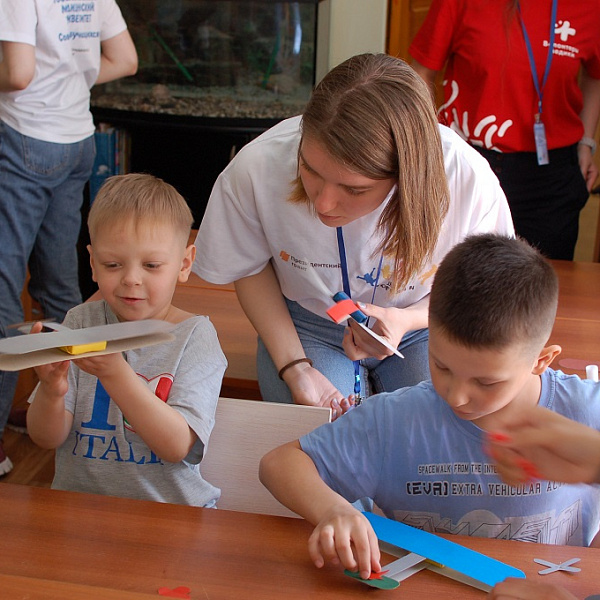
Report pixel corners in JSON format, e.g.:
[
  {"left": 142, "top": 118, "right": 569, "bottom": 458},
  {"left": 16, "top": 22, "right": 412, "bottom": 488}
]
[{"left": 47, "top": 301, "right": 227, "bottom": 507}]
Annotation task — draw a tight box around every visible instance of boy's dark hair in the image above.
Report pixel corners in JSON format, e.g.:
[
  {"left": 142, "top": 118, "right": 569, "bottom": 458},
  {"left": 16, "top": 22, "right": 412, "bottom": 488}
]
[{"left": 429, "top": 234, "right": 558, "bottom": 350}]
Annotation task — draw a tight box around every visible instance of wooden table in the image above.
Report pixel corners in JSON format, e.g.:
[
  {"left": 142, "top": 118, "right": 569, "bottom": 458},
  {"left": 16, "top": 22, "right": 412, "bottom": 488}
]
[
  {"left": 553, "top": 261, "right": 600, "bottom": 323},
  {"left": 551, "top": 261, "right": 600, "bottom": 376},
  {"left": 0, "top": 483, "right": 598, "bottom": 599}
]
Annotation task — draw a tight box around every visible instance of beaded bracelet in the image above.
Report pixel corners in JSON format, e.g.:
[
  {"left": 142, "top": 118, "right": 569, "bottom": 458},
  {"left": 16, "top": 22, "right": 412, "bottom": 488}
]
[
  {"left": 278, "top": 357, "right": 313, "bottom": 380},
  {"left": 578, "top": 136, "right": 597, "bottom": 156}
]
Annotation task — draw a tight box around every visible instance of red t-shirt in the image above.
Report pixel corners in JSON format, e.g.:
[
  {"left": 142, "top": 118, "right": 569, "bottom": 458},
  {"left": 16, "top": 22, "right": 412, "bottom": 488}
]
[{"left": 409, "top": 0, "right": 600, "bottom": 152}]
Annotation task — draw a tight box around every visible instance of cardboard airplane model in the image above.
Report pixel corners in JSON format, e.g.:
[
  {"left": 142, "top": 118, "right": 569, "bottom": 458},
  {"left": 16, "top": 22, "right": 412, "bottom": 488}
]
[
  {"left": 345, "top": 513, "right": 525, "bottom": 592},
  {"left": 0, "top": 320, "right": 175, "bottom": 371}
]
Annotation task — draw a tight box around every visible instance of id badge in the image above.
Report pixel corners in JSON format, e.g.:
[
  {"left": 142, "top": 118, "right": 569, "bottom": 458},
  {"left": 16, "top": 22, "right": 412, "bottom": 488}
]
[{"left": 533, "top": 121, "right": 549, "bottom": 165}]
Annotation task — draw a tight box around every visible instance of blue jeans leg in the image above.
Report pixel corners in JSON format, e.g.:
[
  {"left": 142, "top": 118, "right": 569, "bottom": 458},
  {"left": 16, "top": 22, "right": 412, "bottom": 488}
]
[
  {"left": 257, "top": 299, "right": 430, "bottom": 403},
  {"left": 257, "top": 305, "right": 356, "bottom": 403},
  {"left": 0, "top": 121, "right": 95, "bottom": 435},
  {"left": 26, "top": 134, "right": 95, "bottom": 321},
  {"left": 363, "top": 327, "right": 430, "bottom": 394}
]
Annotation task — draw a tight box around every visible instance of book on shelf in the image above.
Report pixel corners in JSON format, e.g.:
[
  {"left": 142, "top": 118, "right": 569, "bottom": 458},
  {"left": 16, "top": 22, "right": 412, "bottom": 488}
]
[{"left": 89, "top": 123, "right": 131, "bottom": 203}]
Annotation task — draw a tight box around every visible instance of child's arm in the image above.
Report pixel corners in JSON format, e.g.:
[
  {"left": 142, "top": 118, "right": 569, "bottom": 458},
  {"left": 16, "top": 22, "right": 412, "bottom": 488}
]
[
  {"left": 73, "top": 353, "right": 196, "bottom": 463},
  {"left": 485, "top": 406, "right": 600, "bottom": 486},
  {"left": 488, "top": 578, "right": 577, "bottom": 600},
  {"left": 259, "top": 440, "right": 381, "bottom": 579},
  {"left": 26, "top": 322, "right": 73, "bottom": 448},
  {"left": 27, "top": 360, "right": 74, "bottom": 449}
]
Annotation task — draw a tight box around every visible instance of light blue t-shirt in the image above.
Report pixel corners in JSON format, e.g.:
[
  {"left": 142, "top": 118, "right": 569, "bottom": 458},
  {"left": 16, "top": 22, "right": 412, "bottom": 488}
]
[{"left": 301, "top": 369, "right": 600, "bottom": 546}]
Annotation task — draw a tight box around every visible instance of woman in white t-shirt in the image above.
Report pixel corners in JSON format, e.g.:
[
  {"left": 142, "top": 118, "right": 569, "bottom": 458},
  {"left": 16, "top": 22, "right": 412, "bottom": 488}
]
[{"left": 195, "top": 53, "right": 514, "bottom": 419}]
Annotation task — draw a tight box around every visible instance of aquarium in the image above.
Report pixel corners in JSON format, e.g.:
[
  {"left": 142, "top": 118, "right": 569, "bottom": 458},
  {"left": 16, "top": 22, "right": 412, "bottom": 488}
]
[{"left": 92, "top": 0, "right": 319, "bottom": 121}]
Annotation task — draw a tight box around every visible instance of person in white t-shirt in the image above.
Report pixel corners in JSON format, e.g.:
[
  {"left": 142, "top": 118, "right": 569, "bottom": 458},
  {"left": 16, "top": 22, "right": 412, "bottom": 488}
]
[
  {"left": 194, "top": 53, "right": 514, "bottom": 419},
  {"left": 0, "top": 0, "right": 138, "bottom": 475}
]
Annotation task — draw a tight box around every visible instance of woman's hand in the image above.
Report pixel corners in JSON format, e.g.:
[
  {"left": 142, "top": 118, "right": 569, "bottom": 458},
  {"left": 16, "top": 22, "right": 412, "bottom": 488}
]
[
  {"left": 308, "top": 504, "right": 381, "bottom": 579},
  {"left": 281, "top": 361, "right": 355, "bottom": 420},
  {"left": 343, "top": 303, "right": 414, "bottom": 360},
  {"left": 577, "top": 143, "right": 598, "bottom": 192}
]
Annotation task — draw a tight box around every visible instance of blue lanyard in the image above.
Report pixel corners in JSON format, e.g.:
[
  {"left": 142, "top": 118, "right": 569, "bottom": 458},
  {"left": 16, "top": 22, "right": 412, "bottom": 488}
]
[
  {"left": 517, "top": 0, "right": 557, "bottom": 118},
  {"left": 336, "top": 227, "right": 383, "bottom": 399}
]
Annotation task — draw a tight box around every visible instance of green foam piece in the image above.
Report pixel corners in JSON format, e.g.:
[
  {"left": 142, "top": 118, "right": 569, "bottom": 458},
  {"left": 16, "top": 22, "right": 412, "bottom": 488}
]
[{"left": 344, "top": 569, "right": 400, "bottom": 589}]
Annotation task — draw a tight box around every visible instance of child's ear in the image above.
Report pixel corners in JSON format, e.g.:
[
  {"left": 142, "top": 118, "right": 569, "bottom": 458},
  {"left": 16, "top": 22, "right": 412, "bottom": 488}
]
[
  {"left": 87, "top": 244, "right": 98, "bottom": 283},
  {"left": 532, "top": 344, "right": 562, "bottom": 375},
  {"left": 178, "top": 244, "right": 196, "bottom": 283}
]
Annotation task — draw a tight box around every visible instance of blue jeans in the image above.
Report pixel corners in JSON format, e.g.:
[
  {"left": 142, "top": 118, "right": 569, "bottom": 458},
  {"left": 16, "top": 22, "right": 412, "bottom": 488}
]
[
  {"left": 0, "top": 121, "right": 95, "bottom": 436},
  {"left": 258, "top": 299, "right": 430, "bottom": 403}
]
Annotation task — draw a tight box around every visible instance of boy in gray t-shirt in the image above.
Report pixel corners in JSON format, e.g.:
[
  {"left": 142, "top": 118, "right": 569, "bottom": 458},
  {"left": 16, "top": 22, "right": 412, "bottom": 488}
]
[{"left": 28, "top": 174, "right": 227, "bottom": 507}]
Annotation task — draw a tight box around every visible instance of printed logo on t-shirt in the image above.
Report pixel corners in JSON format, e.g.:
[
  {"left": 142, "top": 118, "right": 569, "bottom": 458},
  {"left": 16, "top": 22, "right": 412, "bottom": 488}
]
[
  {"left": 278, "top": 248, "right": 396, "bottom": 293},
  {"left": 555, "top": 20, "right": 576, "bottom": 42},
  {"left": 547, "top": 20, "right": 579, "bottom": 58},
  {"left": 393, "top": 499, "right": 583, "bottom": 545},
  {"left": 123, "top": 373, "right": 174, "bottom": 432},
  {"left": 278, "top": 249, "right": 341, "bottom": 273}
]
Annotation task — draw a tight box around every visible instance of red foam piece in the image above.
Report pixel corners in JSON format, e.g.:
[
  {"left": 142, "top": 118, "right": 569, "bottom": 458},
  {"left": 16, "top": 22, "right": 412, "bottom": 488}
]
[
  {"left": 326, "top": 298, "right": 358, "bottom": 324},
  {"left": 158, "top": 586, "right": 191, "bottom": 599},
  {"left": 368, "top": 569, "right": 390, "bottom": 580}
]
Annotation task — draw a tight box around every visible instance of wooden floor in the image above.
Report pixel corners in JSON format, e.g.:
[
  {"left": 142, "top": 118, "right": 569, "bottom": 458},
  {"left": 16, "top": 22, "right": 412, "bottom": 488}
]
[{"left": 1, "top": 380, "right": 54, "bottom": 489}]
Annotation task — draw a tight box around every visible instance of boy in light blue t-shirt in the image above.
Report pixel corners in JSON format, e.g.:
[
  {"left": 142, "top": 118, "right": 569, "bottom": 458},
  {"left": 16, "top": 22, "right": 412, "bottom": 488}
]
[{"left": 260, "top": 233, "right": 600, "bottom": 580}]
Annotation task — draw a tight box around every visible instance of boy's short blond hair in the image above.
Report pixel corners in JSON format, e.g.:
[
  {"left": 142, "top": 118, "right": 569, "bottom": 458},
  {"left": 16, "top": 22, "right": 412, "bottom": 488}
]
[{"left": 88, "top": 173, "right": 193, "bottom": 244}]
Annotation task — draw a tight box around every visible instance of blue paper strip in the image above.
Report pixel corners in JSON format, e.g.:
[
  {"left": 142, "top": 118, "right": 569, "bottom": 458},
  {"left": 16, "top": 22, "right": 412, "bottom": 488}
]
[{"left": 364, "top": 513, "right": 525, "bottom": 587}]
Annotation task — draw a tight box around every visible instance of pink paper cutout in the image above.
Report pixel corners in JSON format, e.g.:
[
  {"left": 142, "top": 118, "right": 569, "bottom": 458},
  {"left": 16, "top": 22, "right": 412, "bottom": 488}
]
[{"left": 157, "top": 586, "right": 191, "bottom": 599}]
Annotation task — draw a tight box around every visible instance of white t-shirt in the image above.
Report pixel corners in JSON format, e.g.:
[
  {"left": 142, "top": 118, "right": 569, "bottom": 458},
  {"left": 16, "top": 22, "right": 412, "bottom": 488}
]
[
  {"left": 0, "top": 0, "right": 127, "bottom": 143},
  {"left": 194, "top": 116, "right": 515, "bottom": 319}
]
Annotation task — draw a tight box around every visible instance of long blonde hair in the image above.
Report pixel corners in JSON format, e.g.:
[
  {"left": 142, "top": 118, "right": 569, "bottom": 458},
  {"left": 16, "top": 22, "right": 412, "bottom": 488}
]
[{"left": 289, "top": 53, "right": 449, "bottom": 293}]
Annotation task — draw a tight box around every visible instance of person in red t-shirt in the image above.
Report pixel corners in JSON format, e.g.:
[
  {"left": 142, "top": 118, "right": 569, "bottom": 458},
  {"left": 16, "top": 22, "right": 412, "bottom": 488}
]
[{"left": 410, "top": 0, "right": 600, "bottom": 260}]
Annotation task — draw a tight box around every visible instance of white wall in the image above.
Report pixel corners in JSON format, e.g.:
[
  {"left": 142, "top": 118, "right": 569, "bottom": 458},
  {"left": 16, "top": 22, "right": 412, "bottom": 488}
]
[{"left": 316, "top": 0, "right": 388, "bottom": 82}]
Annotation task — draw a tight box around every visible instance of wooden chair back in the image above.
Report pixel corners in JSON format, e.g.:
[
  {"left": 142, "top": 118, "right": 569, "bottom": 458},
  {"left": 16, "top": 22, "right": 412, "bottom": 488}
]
[{"left": 201, "top": 398, "right": 331, "bottom": 517}]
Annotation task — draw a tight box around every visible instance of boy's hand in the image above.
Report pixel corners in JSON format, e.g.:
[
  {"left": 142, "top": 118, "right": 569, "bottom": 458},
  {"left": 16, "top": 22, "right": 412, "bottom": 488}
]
[
  {"left": 308, "top": 504, "right": 381, "bottom": 579},
  {"left": 30, "top": 322, "right": 70, "bottom": 398},
  {"left": 489, "top": 577, "right": 577, "bottom": 599},
  {"left": 73, "top": 351, "right": 127, "bottom": 380},
  {"left": 485, "top": 406, "right": 600, "bottom": 486},
  {"left": 34, "top": 360, "right": 70, "bottom": 398}
]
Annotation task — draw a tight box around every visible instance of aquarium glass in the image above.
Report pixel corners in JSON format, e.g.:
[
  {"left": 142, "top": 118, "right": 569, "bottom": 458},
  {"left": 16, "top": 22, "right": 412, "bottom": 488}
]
[{"left": 92, "top": 0, "right": 318, "bottom": 120}]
